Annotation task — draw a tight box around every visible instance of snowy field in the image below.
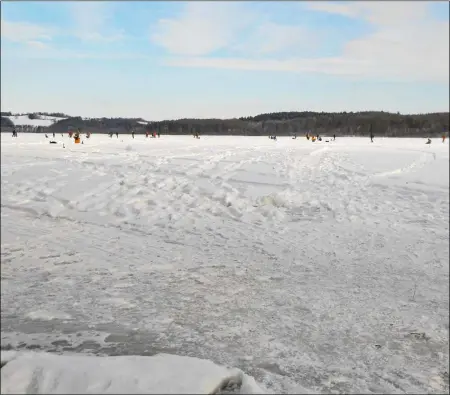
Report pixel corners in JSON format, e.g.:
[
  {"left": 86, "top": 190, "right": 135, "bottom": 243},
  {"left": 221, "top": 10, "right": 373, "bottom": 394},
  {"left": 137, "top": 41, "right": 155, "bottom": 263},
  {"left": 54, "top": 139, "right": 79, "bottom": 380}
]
[
  {"left": 5, "top": 115, "right": 67, "bottom": 127},
  {"left": 1, "top": 134, "right": 449, "bottom": 394}
]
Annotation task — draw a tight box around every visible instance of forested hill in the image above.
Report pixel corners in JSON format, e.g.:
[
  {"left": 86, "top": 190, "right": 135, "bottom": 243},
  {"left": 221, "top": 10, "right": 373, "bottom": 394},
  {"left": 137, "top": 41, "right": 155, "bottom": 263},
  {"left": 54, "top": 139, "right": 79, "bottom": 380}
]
[{"left": 7, "top": 111, "right": 450, "bottom": 137}]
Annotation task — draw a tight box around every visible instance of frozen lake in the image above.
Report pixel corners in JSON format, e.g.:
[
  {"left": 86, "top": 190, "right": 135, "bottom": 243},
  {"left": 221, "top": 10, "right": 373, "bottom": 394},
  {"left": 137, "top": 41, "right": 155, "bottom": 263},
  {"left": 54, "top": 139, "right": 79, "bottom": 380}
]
[{"left": 1, "top": 133, "right": 449, "bottom": 394}]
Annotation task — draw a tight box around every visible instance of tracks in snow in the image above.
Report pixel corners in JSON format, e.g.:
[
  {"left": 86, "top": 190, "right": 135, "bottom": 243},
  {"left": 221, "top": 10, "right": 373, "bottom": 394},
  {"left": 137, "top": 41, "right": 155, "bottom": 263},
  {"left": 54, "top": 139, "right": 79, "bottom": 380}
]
[{"left": 1, "top": 136, "right": 449, "bottom": 395}]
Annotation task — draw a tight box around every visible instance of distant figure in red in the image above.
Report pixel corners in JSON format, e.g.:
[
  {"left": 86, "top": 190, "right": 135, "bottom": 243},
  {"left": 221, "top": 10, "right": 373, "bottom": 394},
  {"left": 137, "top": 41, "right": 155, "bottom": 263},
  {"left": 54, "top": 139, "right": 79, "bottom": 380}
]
[{"left": 442, "top": 134, "right": 446, "bottom": 143}]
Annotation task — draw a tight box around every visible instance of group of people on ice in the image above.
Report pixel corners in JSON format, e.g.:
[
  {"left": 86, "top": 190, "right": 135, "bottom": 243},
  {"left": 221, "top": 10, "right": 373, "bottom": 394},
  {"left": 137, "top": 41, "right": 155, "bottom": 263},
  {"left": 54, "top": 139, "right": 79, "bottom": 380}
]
[
  {"left": 12, "top": 125, "right": 448, "bottom": 145},
  {"left": 68, "top": 129, "right": 90, "bottom": 139},
  {"left": 305, "top": 132, "right": 336, "bottom": 142},
  {"left": 145, "top": 131, "right": 161, "bottom": 138}
]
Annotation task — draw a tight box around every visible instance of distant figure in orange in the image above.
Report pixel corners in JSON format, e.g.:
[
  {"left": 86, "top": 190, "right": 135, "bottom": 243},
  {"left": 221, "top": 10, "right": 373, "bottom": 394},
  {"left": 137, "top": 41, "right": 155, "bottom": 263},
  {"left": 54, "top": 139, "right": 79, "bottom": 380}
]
[{"left": 442, "top": 134, "right": 446, "bottom": 143}]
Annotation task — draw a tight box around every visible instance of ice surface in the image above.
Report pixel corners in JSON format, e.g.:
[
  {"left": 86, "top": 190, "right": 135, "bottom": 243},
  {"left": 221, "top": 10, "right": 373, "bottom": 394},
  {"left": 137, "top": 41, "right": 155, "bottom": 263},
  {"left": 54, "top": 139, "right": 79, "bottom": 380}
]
[
  {"left": 0, "top": 351, "right": 263, "bottom": 394},
  {"left": 1, "top": 134, "right": 449, "bottom": 394}
]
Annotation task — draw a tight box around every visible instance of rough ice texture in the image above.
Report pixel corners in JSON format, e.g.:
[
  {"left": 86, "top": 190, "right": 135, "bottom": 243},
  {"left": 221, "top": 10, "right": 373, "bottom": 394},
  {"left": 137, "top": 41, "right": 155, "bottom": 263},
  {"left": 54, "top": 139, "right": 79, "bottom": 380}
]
[
  {"left": 1, "top": 134, "right": 449, "bottom": 394},
  {"left": 0, "top": 351, "right": 264, "bottom": 394}
]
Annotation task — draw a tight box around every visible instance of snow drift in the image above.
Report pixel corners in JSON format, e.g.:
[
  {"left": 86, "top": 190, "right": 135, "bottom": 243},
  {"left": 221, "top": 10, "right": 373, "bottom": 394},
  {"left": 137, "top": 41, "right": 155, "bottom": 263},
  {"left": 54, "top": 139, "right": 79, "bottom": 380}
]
[{"left": 0, "top": 351, "right": 264, "bottom": 394}]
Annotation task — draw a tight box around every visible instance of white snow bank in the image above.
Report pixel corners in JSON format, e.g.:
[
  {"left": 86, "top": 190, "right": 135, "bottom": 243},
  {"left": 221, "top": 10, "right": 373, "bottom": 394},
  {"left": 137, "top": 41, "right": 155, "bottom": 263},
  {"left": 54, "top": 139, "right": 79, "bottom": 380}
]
[{"left": 0, "top": 351, "right": 264, "bottom": 394}]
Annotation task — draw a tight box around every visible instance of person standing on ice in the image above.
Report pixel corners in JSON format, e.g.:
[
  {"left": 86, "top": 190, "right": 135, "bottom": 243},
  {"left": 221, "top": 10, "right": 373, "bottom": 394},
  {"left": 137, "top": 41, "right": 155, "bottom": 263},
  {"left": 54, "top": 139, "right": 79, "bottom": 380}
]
[
  {"left": 442, "top": 134, "right": 446, "bottom": 143},
  {"left": 369, "top": 124, "right": 374, "bottom": 143},
  {"left": 132, "top": 130, "right": 135, "bottom": 139},
  {"left": 116, "top": 132, "right": 119, "bottom": 138},
  {"left": 333, "top": 134, "right": 336, "bottom": 141}
]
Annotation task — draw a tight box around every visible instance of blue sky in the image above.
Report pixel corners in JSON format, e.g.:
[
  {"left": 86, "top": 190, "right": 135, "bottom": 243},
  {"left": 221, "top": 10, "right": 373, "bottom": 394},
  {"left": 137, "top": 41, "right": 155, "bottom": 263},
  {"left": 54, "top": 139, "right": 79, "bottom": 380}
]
[{"left": 1, "top": 1, "right": 448, "bottom": 120}]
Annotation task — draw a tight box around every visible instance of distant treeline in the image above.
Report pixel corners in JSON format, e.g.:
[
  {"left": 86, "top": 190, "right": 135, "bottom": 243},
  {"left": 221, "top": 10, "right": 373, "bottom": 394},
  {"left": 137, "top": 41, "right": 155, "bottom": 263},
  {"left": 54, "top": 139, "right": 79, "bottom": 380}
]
[{"left": 2, "top": 111, "right": 449, "bottom": 137}]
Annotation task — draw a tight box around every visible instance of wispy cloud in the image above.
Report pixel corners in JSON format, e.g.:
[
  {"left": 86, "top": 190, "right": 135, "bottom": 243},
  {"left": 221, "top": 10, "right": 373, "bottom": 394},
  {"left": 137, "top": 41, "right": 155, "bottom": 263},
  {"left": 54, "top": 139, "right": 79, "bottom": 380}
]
[
  {"left": 150, "top": 2, "right": 256, "bottom": 56},
  {"left": 1, "top": 2, "right": 127, "bottom": 47},
  {"left": 25, "top": 40, "right": 51, "bottom": 50},
  {"left": 68, "top": 2, "right": 125, "bottom": 42},
  {"left": 2, "top": 45, "right": 151, "bottom": 61},
  {"left": 1, "top": 1, "right": 448, "bottom": 118},
  {"left": 1, "top": 19, "right": 54, "bottom": 48},
  {"left": 158, "top": 1, "right": 449, "bottom": 83},
  {"left": 151, "top": 2, "right": 317, "bottom": 58},
  {"left": 234, "top": 22, "right": 314, "bottom": 56}
]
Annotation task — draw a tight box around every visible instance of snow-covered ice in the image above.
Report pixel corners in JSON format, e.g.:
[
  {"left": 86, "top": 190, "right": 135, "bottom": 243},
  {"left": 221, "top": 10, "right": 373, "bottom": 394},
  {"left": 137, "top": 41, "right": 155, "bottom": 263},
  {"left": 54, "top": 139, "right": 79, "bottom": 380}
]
[{"left": 1, "top": 134, "right": 449, "bottom": 394}]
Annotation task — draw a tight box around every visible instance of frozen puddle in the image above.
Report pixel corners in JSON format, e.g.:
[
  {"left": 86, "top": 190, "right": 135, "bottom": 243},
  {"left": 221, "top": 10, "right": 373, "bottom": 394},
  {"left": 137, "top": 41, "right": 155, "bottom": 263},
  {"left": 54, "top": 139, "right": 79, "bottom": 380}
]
[{"left": 1, "top": 351, "right": 264, "bottom": 394}]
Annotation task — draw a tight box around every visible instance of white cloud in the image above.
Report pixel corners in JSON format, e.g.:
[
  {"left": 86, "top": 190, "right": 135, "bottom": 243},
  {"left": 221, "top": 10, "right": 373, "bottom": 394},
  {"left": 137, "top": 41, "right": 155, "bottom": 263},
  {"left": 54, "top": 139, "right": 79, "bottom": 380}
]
[
  {"left": 305, "top": 1, "right": 429, "bottom": 27},
  {"left": 1, "top": 3, "right": 125, "bottom": 49},
  {"left": 165, "top": 56, "right": 366, "bottom": 75},
  {"left": 151, "top": 2, "right": 256, "bottom": 56},
  {"left": 234, "top": 22, "right": 314, "bottom": 56},
  {"left": 304, "top": 2, "right": 360, "bottom": 19},
  {"left": 151, "top": 3, "right": 317, "bottom": 57},
  {"left": 26, "top": 41, "right": 50, "bottom": 50},
  {"left": 2, "top": 45, "right": 151, "bottom": 61},
  {"left": 1, "top": 20, "right": 54, "bottom": 44},
  {"left": 68, "top": 2, "right": 125, "bottom": 42},
  {"left": 161, "top": 2, "right": 449, "bottom": 83},
  {"left": 314, "top": 2, "right": 449, "bottom": 82}
]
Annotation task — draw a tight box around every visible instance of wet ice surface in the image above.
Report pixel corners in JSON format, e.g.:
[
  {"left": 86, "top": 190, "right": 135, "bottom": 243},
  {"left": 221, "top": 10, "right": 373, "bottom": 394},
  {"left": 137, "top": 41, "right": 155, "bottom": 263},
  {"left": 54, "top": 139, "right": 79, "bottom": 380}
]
[{"left": 1, "top": 134, "right": 449, "bottom": 394}]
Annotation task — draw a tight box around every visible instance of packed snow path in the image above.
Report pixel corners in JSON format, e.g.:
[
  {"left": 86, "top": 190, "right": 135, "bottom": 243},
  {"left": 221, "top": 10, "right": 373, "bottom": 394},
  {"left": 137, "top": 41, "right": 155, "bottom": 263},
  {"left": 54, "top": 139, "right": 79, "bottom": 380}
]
[{"left": 1, "top": 134, "right": 449, "bottom": 394}]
